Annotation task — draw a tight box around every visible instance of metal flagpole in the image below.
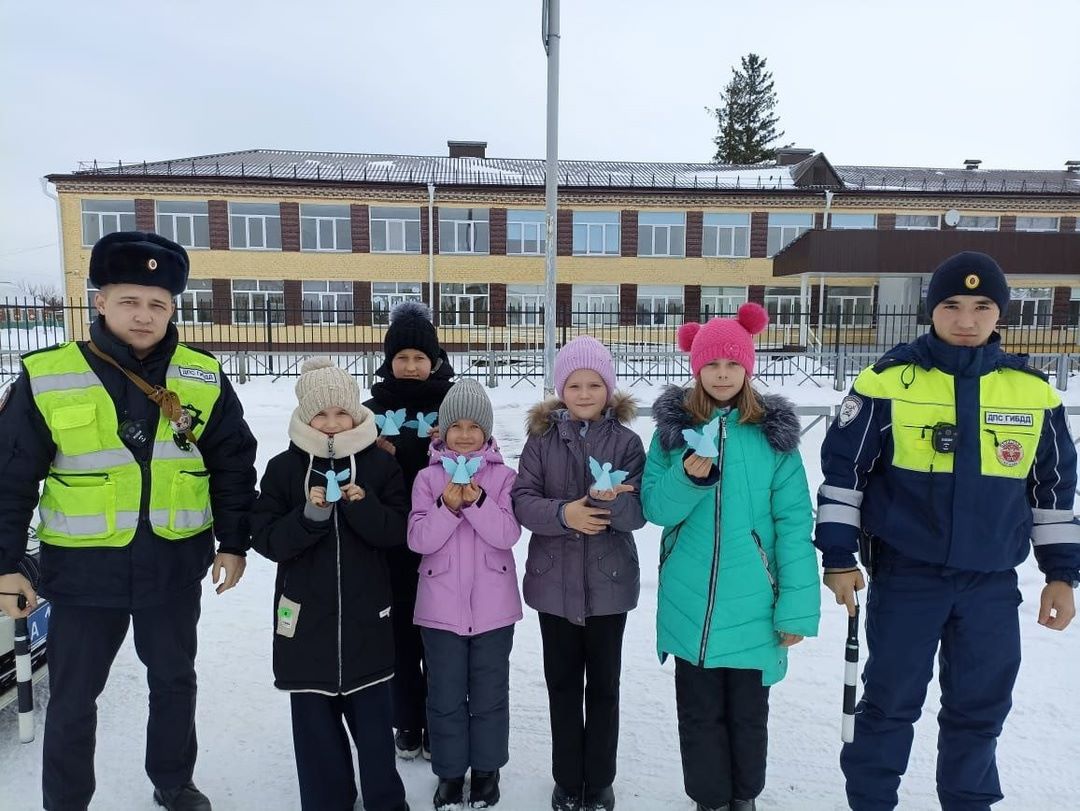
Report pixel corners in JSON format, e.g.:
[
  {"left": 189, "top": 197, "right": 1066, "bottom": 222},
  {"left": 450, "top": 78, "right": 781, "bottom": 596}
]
[{"left": 542, "top": 0, "right": 560, "bottom": 396}]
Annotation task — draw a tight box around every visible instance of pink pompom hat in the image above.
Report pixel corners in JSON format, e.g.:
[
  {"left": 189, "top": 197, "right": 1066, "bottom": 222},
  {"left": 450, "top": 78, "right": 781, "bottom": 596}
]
[{"left": 677, "top": 302, "right": 769, "bottom": 377}]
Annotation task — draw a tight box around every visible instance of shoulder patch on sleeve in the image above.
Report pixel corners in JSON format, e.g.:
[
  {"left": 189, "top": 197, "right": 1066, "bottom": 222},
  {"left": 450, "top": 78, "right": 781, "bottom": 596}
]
[{"left": 837, "top": 395, "right": 863, "bottom": 427}]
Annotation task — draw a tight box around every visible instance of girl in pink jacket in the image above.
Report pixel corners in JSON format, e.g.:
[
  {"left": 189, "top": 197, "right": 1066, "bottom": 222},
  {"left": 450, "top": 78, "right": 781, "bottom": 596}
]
[{"left": 408, "top": 379, "right": 522, "bottom": 810}]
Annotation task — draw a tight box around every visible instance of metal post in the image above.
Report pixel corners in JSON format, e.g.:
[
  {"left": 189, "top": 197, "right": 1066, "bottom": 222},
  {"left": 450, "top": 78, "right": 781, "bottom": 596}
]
[
  {"left": 542, "top": 0, "right": 560, "bottom": 396},
  {"left": 1057, "top": 352, "right": 1069, "bottom": 391}
]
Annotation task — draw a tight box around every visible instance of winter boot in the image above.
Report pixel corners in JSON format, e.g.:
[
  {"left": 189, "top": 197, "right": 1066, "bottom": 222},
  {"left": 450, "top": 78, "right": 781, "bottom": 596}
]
[
  {"left": 434, "top": 777, "right": 466, "bottom": 810},
  {"left": 395, "top": 728, "right": 422, "bottom": 759},
  {"left": 731, "top": 801, "right": 756, "bottom": 810},
  {"left": 581, "top": 784, "right": 615, "bottom": 811},
  {"left": 551, "top": 784, "right": 582, "bottom": 811},
  {"left": 152, "top": 782, "right": 211, "bottom": 811},
  {"left": 469, "top": 769, "right": 500, "bottom": 808}
]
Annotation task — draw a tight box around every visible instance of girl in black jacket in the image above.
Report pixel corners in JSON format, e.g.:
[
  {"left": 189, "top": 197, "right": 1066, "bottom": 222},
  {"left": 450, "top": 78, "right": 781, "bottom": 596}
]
[
  {"left": 251, "top": 357, "right": 409, "bottom": 811},
  {"left": 363, "top": 301, "right": 455, "bottom": 759}
]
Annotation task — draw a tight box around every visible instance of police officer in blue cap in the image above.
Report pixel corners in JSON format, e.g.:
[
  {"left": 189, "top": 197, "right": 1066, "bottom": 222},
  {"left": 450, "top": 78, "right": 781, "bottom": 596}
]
[{"left": 0, "top": 231, "right": 257, "bottom": 810}]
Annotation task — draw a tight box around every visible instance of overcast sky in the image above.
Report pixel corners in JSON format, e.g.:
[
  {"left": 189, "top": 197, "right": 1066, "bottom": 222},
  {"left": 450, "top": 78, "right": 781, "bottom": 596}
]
[{"left": 1, "top": 0, "right": 1076, "bottom": 287}]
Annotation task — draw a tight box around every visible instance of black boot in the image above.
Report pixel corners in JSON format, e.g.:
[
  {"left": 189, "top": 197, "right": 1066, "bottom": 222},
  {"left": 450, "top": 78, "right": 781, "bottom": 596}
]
[
  {"left": 469, "top": 769, "right": 500, "bottom": 808},
  {"left": 434, "top": 777, "right": 466, "bottom": 810},
  {"left": 731, "top": 801, "right": 756, "bottom": 811},
  {"left": 395, "top": 728, "right": 422, "bottom": 759},
  {"left": 581, "top": 784, "right": 615, "bottom": 811},
  {"left": 152, "top": 782, "right": 211, "bottom": 811},
  {"left": 551, "top": 784, "right": 582, "bottom": 811}
]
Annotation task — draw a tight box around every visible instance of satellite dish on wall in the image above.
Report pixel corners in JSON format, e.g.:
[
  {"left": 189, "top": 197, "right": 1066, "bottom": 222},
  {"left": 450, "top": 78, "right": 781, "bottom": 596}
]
[{"left": 943, "top": 209, "right": 961, "bottom": 227}]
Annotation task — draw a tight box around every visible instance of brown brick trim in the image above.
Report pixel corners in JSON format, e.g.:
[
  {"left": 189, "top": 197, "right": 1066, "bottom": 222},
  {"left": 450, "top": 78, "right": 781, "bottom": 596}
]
[
  {"left": 489, "top": 208, "right": 507, "bottom": 256},
  {"left": 686, "top": 211, "right": 703, "bottom": 258},
  {"left": 750, "top": 212, "right": 768, "bottom": 258},
  {"left": 557, "top": 209, "right": 573, "bottom": 256},
  {"left": 489, "top": 282, "right": 507, "bottom": 326},
  {"left": 208, "top": 201, "right": 229, "bottom": 250},
  {"left": 684, "top": 284, "right": 702, "bottom": 322},
  {"left": 211, "top": 278, "right": 232, "bottom": 324},
  {"left": 876, "top": 213, "right": 896, "bottom": 230},
  {"left": 421, "top": 206, "right": 440, "bottom": 255},
  {"left": 621, "top": 210, "right": 638, "bottom": 257},
  {"left": 280, "top": 203, "right": 300, "bottom": 252},
  {"left": 351, "top": 204, "right": 370, "bottom": 252},
  {"left": 284, "top": 279, "right": 303, "bottom": 325},
  {"left": 135, "top": 199, "right": 155, "bottom": 232},
  {"left": 619, "top": 283, "right": 637, "bottom": 325}
]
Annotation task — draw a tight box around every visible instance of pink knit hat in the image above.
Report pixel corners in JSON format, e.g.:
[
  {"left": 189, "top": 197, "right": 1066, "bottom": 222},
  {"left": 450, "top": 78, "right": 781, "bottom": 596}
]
[
  {"left": 677, "top": 303, "right": 769, "bottom": 377},
  {"left": 554, "top": 336, "right": 617, "bottom": 402}
]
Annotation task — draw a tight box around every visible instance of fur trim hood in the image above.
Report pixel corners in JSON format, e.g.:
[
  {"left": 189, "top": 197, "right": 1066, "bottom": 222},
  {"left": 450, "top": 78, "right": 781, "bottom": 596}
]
[
  {"left": 651, "top": 385, "right": 800, "bottom": 453},
  {"left": 525, "top": 390, "right": 638, "bottom": 437}
]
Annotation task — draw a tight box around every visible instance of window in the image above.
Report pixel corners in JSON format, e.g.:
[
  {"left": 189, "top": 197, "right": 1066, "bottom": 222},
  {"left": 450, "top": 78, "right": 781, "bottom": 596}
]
[
  {"left": 301, "top": 204, "right": 351, "bottom": 251},
  {"left": 506, "top": 210, "right": 546, "bottom": 255},
  {"left": 956, "top": 215, "right": 999, "bottom": 231},
  {"left": 895, "top": 214, "right": 940, "bottom": 230},
  {"left": 1006, "top": 287, "right": 1052, "bottom": 327},
  {"left": 232, "top": 280, "right": 284, "bottom": 324},
  {"left": 638, "top": 212, "right": 685, "bottom": 257},
  {"left": 229, "top": 203, "right": 281, "bottom": 250},
  {"left": 439, "top": 208, "right": 489, "bottom": 254},
  {"left": 1016, "top": 216, "right": 1059, "bottom": 232},
  {"left": 372, "top": 281, "right": 423, "bottom": 325},
  {"left": 829, "top": 213, "right": 876, "bottom": 230},
  {"left": 83, "top": 279, "right": 100, "bottom": 322},
  {"left": 636, "top": 285, "right": 684, "bottom": 325},
  {"left": 571, "top": 284, "right": 619, "bottom": 326},
  {"left": 81, "top": 200, "right": 136, "bottom": 246},
  {"left": 572, "top": 211, "right": 620, "bottom": 256},
  {"left": 702, "top": 213, "right": 750, "bottom": 258},
  {"left": 826, "top": 286, "right": 874, "bottom": 327},
  {"left": 507, "top": 284, "right": 545, "bottom": 326},
  {"left": 764, "top": 287, "right": 802, "bottom": 326},
  {"left": 176, "top": 279, "right": 213, "bottom": 324},
  {"left": 370, "top": 207, "right": 421, "bottom": 253},
  {"left": 700, "top": 286, "right": 747, "bottom": 316},
  {"left": 439, "top": 283, "right": 488, "bottom": 326},
  {"left": 302, "top": 281, "right": 354, "bottom": 324},
  {"left": 156, "top": 201, "right": 210, "bottom": 249},
  {"left": 766, "top": 213, "right": 813, "bottom": 257}
]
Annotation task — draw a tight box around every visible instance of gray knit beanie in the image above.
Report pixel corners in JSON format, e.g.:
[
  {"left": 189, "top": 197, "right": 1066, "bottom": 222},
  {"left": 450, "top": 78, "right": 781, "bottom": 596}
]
[
  {"left": 438, "top": 379, "right": 493, "bottom": 441},
  {"left": 295, "top": 357, "right": 364, "bottom": 424}
]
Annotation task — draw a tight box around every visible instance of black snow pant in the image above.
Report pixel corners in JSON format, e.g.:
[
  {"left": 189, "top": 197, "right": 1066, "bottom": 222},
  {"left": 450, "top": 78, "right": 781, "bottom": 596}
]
[
  {"left": 538, "top": 611, "right": 627, "bottom": 798},
  {"left": 290, "top": 683, "right": 406, "bottom": 811},
  {"left": 42, "top": 586, "right": 201, "bottom": 811},
  {"left": 674, "top": 658, "right": 770, "bottom": 809},
  {"left": 387, "top": 546, "right": 427, "bottom": 732}
]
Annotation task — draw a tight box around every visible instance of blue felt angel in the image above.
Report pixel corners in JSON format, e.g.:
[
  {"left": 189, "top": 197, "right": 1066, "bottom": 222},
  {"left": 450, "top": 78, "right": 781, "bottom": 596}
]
[
  {"left": 441, "top": 454, "right": 484, "bottom": 485},
  {"left": 404, "top": 411, "right": 438, "bottom": 435},
  {"left": 682, "top": 415, "right": 721, "bottom": 458},
  {"left": 320, "top": 469, "right": 351, "bottom": 503},
  {"left": 375, "top": 408, "right": 408, "bottom": 437},
  {"left": 588, "top": 456, "right": 630, "bottom": 493}
]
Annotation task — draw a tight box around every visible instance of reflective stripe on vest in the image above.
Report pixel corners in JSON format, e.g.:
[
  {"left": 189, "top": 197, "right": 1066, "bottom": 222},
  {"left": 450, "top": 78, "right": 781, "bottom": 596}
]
[{"left": 24, "top": 342, "right": 222, "bottom": 548}]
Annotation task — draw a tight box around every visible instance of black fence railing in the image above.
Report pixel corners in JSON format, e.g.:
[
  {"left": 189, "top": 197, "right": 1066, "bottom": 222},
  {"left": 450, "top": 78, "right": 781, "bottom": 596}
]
[{"left": 1, "top": 299, "right": 1078, "bottom": 385}]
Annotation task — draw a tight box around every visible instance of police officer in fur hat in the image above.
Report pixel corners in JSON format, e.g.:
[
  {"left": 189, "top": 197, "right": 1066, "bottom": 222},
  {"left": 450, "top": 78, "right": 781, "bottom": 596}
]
[
  {"left": 0, "top": 231, "right": 257, "bottom": 811},
  {"left": 816, "top": 251, "right": 1078, "bottom": 809}
]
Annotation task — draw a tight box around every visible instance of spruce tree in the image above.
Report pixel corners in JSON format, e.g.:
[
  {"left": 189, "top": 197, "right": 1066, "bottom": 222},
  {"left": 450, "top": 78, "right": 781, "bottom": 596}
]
[{"left": 709, "top": 53, "right": 786, "bottom": 164}]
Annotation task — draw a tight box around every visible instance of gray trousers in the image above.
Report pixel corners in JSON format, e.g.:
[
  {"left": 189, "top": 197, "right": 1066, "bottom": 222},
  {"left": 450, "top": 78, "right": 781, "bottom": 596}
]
[{"left": 421, "top": 624, "right": 515, "bottom": 778}]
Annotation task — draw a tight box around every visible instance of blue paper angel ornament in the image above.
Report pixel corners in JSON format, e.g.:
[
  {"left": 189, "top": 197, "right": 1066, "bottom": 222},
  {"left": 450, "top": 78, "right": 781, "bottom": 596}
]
[
  {"left": 682, "top": 415, "right": 721, "bottom": 458},
  {"left": 320, "top": 469, "right": 351, "bottom": 503},
  {"left": 588, "top": 456, "right": 630, "bottom": 492},
  {"left": 441, "top": 454, "right": 484, "bottom": 485},
  {"left": 404, "top": 411, "right": 438, "bottom": 435},
  {"left": 375, "top": 408, "right": 408, "bottom": 437}
]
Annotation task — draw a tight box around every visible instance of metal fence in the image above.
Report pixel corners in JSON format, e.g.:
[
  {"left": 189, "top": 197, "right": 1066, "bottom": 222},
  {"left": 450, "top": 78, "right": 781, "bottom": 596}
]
[{"left": 2, "top": 299, "right": 1078, "bottom": 389}]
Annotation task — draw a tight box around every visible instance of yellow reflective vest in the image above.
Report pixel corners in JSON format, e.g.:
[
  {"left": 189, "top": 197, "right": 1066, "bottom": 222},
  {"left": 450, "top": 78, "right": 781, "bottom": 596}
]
[{"left": 24, "top": 342, "right": 221, "bottom": 548}]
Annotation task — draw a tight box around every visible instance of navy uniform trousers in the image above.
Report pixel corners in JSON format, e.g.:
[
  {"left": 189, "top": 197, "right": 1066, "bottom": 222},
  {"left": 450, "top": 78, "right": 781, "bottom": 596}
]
[
  {"left": 42, "top": 585, "right": 201, "bottom": 811},
  {"left": 842, "top": 548, "right": 1022, "bottom": 811}
]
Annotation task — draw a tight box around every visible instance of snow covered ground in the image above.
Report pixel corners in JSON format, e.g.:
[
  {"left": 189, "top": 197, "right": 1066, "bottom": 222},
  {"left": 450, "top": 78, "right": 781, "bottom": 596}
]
[{"left": 2, "top": 378, "right": 1079, "bottom": 810}]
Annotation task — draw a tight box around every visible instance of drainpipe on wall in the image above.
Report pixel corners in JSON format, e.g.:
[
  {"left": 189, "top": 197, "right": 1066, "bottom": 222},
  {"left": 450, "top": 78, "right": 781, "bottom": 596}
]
[
  {"left": 817, "top": 189, "right": 834, "bottom": 337},
  {"left": 427, "top": 182, "right": 435, "bottom": 321}
]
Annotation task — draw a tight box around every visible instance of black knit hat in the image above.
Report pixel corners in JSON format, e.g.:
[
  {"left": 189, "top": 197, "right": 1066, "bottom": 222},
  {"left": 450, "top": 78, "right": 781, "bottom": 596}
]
[
  {"left": 89, "top": 231, "right": 189, "bottom": 295},
  {"left": 926, "top": 251, "right": 1010, "bottom": 315},
  {"left": 378, "top": 301, "right": 441, "bottom": 375}
]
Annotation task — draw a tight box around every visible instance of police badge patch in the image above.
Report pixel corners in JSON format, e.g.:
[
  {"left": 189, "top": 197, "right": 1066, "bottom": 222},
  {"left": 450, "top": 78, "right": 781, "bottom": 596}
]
[
  {"left": 996, "top": 439, "right": 1024, "bottom": 467},
  {"left": 837, "top": 395, "right": 863, "bottom": 427}
]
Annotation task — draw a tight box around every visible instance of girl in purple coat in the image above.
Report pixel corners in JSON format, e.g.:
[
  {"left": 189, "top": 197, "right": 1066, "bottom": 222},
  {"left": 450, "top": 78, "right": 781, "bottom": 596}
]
[
  {"left": 408, "top": 379, "right": 522, "bottom": 810},
  {"left": 510, "top": 336, "right": 647, "bottom": 811}
]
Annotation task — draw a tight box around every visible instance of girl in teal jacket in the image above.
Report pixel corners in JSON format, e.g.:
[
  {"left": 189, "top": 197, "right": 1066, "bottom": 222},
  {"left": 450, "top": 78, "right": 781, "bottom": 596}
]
[{"left": 642, "top": 303, "right": 820, "bottom": 811}]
